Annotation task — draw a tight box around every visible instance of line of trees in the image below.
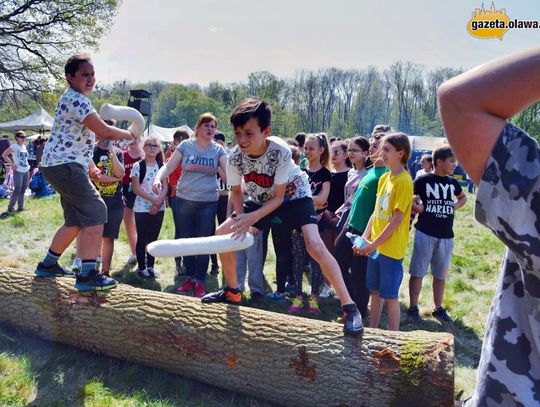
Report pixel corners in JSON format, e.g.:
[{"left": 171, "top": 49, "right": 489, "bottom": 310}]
[{"left": 1, "top": 2, "right": 539, "bottom": 142}]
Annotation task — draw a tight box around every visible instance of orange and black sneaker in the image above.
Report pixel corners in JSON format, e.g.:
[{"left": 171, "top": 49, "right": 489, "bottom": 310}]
[{"left": 201, "top": 287, "right": 242, "bottom": 304}]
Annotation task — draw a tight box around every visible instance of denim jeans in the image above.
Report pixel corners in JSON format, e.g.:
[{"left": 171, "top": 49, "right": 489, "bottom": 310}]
[
  {"left": 236, "top": 231, "right": 265, "bottom": 294},
  {"left": 171, "top": 197, "right": 218, "bottom": 282}
]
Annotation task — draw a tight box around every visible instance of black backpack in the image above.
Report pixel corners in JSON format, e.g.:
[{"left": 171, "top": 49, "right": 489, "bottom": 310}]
[
  {"left": 137, "top": 159, "right": 163, "bottom": 184},
  {"left": 0, "top": 161, "right": 5, "bottom": 185}
]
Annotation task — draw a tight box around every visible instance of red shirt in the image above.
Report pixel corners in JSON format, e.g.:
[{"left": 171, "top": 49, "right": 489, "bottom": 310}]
[{"left": 122, "top": 150, "right": 142, "bottom": 185}]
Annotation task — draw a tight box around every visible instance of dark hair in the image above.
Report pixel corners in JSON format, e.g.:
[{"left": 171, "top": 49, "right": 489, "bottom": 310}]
[
  {"left": 294, "top": 132, "right": 306, "bottom": 147},
  {"left": 432, "top": 146, "right": 454, "bottom": 166},
  {"left": 305, "top": 133, "right": 330, "bottom": 169},
  {"left": 290, "top": 145, "right": 301, "bottom": 163},
  {"left": 350, "top": 136, "right": 371, "bottom": 168},
  {"left": 285, "top": 138, "right": 298, "bottom": 146},
  {"left": 382, "top": 132, "right": 411, "bottom": 167},
  {"left": 331, "top": 140, "right": 351, "bottom": 168},
  {"left": 173, "top": 129, "right": 190, "bottom": 141},
  {"left": 373, "top": 124, "right": 392, "bottom": 134},
  {"left": 230, "top": 98, "right": 272, "bottom": 131},
  {"left": 65, "top": 53, "right": 92, "bottom": 77},
  {"left": 213, "top": 131, "right": 225, "bottom": 142}
]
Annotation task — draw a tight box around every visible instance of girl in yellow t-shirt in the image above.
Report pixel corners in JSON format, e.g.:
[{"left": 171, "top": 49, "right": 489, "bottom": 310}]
[{"left": 354, "top": 133, "right": 413, "bottom": 331}]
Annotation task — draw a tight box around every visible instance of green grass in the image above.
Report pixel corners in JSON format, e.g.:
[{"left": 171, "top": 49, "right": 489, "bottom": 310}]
[{"left": 0, "top": 191, "right": 504, "bottom": 405}]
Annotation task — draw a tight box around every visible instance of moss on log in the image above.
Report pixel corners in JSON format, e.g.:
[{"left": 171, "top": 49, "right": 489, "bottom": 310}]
[{"left": 0, "top": 268, "right": 454, "bottom": 407}]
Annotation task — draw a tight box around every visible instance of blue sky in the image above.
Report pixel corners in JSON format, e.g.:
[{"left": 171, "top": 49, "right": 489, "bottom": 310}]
[{"left": 92, "top": 0, "right": 540, "bottom": 86}]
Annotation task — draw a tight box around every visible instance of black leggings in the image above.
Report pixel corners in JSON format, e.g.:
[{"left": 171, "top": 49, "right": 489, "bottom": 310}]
[
  {"left": 211, "top": 194, "right": 229, "bottom": 267},
  {"left": 334, "top": 229, "right": 369, "bottom": 315},
  {"left": 271, "top": 222, "right": 296, "bottom": 293},
  {"left": 135, "top": 211, "right": 164, "bottom": 270}
]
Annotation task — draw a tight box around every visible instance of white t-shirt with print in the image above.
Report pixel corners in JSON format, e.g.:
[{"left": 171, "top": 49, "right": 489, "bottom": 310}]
[
  {"left": 41, "top": 87, "right": 97, "bottom": 167},
  {"left": 131, "top": 161, "right": 166, "bottom": 213},
  {"left": 10, "top": 143, "right": 30, "bottom": 173},
  {"left": 227, "top": 136, "right": 311, "bottom": 205}
]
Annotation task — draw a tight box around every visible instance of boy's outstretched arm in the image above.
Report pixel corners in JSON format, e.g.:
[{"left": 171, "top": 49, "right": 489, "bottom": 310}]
[{"left": 438, "top": 46, "right": 540, "bottom": 184}]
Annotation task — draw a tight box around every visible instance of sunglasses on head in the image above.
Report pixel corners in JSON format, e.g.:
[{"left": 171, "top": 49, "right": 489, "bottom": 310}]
[{"left": 145, "top": 144, "right": 159, "bottom": 148}]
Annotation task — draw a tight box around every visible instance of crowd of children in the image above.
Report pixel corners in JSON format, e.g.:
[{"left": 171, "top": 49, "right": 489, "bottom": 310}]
[
  {"left": 3, "top": 53, "right": 471, "bottom": 336},
  {"left": 0, "top": 48, "right": 536, "bottom": 405}
]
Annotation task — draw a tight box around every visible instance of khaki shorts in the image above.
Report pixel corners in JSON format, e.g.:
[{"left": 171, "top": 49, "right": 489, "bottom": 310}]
[{"left": 42, "top": 163, "right": 107, "bottom": 228}]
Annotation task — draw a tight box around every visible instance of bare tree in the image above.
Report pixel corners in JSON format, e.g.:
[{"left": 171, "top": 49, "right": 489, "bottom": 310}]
[{"left": 0, "top": 0, "right": 122, "bottom": 102}]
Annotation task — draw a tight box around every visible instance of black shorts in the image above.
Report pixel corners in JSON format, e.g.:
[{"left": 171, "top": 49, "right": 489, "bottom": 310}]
[
  {"left": 103, "top": 203, "right": 124, "bottom": 239},
  {"left": 243, "top": 197, "right": 317, "bottom": 232},
  {"left": 122, "top": 184, "right": 136, "bottom": 210}
]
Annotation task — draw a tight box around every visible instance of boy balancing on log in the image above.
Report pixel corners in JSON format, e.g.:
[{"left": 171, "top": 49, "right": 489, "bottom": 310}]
[
  {"left": 438, "top": 47, "right": 540, "bottom": 406},
  {"left": 199, "top": 98, "right": 363, "bottom": 336},
  {"left": 34, "top": 53, "right": 136, "bottom": 291}
]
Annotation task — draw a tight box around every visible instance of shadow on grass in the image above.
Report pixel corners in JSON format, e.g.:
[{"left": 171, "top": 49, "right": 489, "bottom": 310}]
[
  {"left": 0, "top": 324, "right": 280, "bottom": 407},
  {"left": 398, "top": 302, "right": 482, "bottom": 369}
]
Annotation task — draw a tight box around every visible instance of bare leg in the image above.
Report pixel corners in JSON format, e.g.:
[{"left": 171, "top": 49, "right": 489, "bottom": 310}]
[
  {"left": 369, "top": 291, "right": 384, "bottom": 328},
  {"left": 301, "top": 223, "right": 353, "bottom": 305},
  {"left": 101, "top": 237, "right": 114, "bottom": 274},
  {"left": 123, "top": 207, "right": 137, "bottom": 255},
  {"left": 49, "top": 225, "right": 81, "bottom": 254},
  {"left": 433, "top": 276, "right": 447, "bottom": 309},
  {"left": 78, "top": 225, "right": 104, "bottom": 259},
  {"left": 408, "top": 276, "right": 423, "bottom": 308},
  {"left": 386, "top": 298, "right": 401, "bottom": 331}
]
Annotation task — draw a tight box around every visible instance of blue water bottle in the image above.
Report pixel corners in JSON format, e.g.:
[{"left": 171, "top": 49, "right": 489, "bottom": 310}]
[{"left": 346, "top": 232, "right": 379, "bottom": 259}]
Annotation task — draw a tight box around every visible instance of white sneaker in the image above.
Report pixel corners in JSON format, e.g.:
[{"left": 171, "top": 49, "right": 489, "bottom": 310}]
[
  {"left": 71, "top": 257, "right": 82, "bottom": 273},
  {"left": 146, "top": 267, "right": 159, "bottom": 278},
  {"left": 319, "top": 284, "right": 332, "bottom": 298},
  {"left": 126, "top": 254, "right": 137, "bottom": 267}
]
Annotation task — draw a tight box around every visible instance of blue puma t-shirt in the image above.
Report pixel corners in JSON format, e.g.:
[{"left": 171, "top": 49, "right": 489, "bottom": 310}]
[{"left": 176, "top": 138, "right": 226, "bottom": 202}]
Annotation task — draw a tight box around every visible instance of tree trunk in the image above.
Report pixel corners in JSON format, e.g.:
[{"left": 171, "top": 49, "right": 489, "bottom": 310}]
[{"left": 0, "top": 268, "right": 454, "bottom": 407}]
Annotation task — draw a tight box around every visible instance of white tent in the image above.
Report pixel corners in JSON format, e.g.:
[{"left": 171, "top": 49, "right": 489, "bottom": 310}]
[
  {"left": 145, "top": 124, "right": 193, "bottom": 142},
  {"left": 408, "top": 135, "right": 448, "bottom": 152},
  {"left": 0, "top": 107, "right": 54, "bottom": 132}
]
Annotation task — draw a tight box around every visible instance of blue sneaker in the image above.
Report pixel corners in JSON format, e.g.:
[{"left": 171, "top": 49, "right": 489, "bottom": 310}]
[
  {"left": 284, "top": 282, "right": 296, "bottom": 295},
  {"left": 75, "top": 271, "right": 118, "bottom": 292},
  {"left": 34, "top": 262, "right": 75, "bottom": 278},
  {"left": 266, "top": 291, "right": 287, "bottom": 304}
]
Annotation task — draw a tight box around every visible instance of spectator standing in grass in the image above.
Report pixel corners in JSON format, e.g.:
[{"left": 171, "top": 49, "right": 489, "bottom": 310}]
[{"left": 406, "top": 146, "right": 467, "bottom": 323}]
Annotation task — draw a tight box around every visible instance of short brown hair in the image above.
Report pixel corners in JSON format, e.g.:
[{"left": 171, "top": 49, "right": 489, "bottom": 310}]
[
  {"left": 432, "top": 146, "right": 454, "bottom": 166},
  {"left": 65, "top": 53, "right": 92, "bottom": 77},
  {"left": 230, "top": 98, "right": 272, "bottom": 131}
]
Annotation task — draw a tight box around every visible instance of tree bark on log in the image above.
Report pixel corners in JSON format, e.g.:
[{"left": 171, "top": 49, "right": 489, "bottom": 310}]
[{"left": 0, "top": 268, "right": 454, "bottom": 407}]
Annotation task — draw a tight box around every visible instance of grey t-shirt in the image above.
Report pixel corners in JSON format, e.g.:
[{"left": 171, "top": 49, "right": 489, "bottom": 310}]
[{"left": 176, "top": 139, "right": 226, "bottom": 202}]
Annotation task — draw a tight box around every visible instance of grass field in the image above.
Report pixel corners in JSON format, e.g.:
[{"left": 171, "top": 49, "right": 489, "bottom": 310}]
[{"left": 0, "top": 191, "right": 504, "bottom": 406}]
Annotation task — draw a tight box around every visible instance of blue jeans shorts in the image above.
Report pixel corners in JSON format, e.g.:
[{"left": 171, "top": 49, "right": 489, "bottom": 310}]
[{"left": 366, "top": 253, "right": 404, "bottom": 299}]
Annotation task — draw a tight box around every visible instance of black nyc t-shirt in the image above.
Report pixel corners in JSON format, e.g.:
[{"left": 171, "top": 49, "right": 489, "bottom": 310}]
[{"left": 414, "top": 173, "right": 462, "bottom": 238}]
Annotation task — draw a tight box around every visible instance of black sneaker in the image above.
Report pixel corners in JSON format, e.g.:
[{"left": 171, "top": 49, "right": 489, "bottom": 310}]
[
  {"left": 342, "top": 305, "right": 364, "bottom": 336},
  {"left": 34, "top": 262, "right": 75, "bottom": 278},
  {"left": 248, "top": 292, "right": 264, "bottom": 304},
  {"left": 201, "top": 287, "right": 241, "bottom": 304},
  {"left": 432, "top": 307, "right": 453, "bottom": 322},
  {"left": 406, "top": 306, "right": 422, "bottom": 323},
  {"left": 75, "top": 271, "right": 118, "bottom": 292}
]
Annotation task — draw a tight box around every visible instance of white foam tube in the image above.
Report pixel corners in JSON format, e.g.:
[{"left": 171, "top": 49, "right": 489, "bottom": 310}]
[
  {"left": 99, "top": 104, "right": 145, "bottom": 138},
  {"left": 147, "top": 233, "right": 254, "bottom": 258}
]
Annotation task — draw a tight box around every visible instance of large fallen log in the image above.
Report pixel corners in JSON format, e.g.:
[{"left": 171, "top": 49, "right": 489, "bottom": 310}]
[{"left": 0, "top": 268, "right": 454, "bottom": 407}]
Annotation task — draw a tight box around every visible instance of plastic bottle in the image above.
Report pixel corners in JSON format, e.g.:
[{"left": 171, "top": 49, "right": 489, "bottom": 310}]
[{"left": 345, "top": 232, "right": 379, "bottom": 259}]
